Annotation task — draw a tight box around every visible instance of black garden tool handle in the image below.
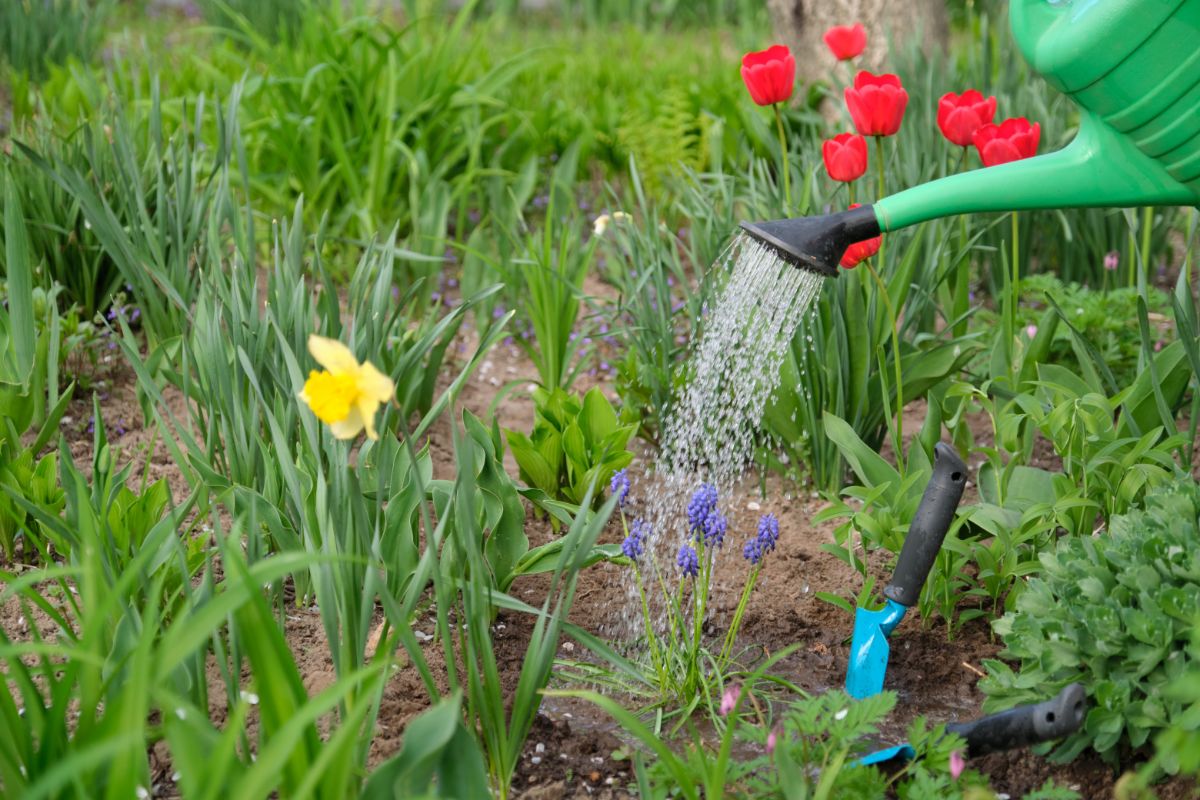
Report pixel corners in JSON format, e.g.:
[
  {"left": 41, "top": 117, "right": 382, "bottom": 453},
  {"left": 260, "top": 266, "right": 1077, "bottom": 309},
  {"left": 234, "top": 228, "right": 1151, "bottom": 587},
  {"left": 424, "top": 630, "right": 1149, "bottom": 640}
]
[
  {"left": 883, "top": 442, "right": 967, "bottom": 608},
  {"left": 946, "top": 683, "right": 1087, "bottom": 758}
]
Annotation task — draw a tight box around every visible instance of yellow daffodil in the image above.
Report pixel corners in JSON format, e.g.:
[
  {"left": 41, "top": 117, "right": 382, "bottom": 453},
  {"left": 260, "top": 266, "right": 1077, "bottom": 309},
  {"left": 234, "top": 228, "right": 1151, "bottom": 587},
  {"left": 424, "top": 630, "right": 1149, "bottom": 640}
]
[{"left": 298, "top": 335, "right": 394, "bottom": 440}]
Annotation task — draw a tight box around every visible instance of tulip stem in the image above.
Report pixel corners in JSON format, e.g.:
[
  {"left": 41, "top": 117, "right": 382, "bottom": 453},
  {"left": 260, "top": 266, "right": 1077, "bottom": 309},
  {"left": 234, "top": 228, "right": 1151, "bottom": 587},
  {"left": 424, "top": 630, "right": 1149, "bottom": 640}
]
[
  {"left": 864, "top": 257, "right": 905, "bottom": 468},
  {"left": 773, "top": 103, "right": 792, "bottom": 213},
  {"left": 875, "top": 135, "right": 887, "bottom": 263}
]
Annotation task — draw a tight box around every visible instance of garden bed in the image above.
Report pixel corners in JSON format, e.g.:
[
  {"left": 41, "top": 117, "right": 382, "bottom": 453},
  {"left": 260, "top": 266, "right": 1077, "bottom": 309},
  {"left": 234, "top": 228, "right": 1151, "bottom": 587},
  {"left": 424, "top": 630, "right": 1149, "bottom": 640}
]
[{"left": 11, "top": 322, "right": 1195, "bottom": 800}]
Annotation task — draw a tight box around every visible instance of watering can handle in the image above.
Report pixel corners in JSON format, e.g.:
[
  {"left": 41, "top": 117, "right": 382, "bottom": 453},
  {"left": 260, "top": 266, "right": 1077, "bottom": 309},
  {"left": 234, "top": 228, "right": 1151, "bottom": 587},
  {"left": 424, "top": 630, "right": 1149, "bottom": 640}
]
[{"left": 882, "top": 443, "right": 967, "bottom": 608}]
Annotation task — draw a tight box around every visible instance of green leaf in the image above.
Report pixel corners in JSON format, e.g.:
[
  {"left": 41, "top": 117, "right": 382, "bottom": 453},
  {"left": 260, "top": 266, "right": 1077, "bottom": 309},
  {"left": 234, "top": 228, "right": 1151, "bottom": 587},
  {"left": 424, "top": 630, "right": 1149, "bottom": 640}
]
[
  {"left": 580, "top": 387, "right": 619, "bottom": 444},
  {"left": 822, "top": 411, "right": 899, "bottom": 488}
]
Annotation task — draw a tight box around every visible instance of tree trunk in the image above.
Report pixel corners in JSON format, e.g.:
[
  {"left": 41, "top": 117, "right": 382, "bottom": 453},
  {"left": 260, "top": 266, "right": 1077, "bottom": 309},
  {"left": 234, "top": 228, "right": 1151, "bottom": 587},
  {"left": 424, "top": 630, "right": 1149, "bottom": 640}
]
[{"left": 767, "top": 0, "right": 949, "bottom": 83}]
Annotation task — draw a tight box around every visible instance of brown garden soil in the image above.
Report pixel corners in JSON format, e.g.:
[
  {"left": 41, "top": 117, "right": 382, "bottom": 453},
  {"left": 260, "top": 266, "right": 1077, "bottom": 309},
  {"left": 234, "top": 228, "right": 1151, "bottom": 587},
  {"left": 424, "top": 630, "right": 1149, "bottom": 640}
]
[{"left": 4, "top": 279, "right": 1199, "bottom": 800}]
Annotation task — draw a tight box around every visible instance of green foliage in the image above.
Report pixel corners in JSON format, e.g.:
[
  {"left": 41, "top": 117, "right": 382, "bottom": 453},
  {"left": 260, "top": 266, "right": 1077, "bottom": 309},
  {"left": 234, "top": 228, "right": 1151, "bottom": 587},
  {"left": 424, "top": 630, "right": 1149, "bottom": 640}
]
[
  {"left": 196, "top": 0, "right": 307, "bottom": 43},
  {"left": 505, "top": 386, "right": 636, "bottom": 509},
  {"left": 992, "top": 274, "right": 1173, "bottom": 389},
  {"left": 981, "top": 478, "right": 1200, "bottom": 768},
  {"left": 17, "top": 83, "right": 240, "bottom": 345},
  {"left": 431, "top": 410, "right": 622, "bottom": 594},
  {"left": 0, "top": 0, "right": 112, "bottom": 82}
]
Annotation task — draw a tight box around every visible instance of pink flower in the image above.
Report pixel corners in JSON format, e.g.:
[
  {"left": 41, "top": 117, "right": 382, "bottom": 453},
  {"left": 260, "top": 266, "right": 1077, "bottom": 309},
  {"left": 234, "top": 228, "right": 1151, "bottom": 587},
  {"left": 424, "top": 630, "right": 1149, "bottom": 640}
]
[
  {"left": 766, "top": 728, "right": 778, "bottom": 754},
  {"left": 950, "top": 750, "right": 966, "bottom": 780},
  {"left": 719, "top": 685, "right": 741, "bottom": 716},
  {"left": 1104, "top": 251, "right": 1120, "bottom": 271},
  {"left": 1025, "top": 324, "right": 1038, "bottom": 338}
]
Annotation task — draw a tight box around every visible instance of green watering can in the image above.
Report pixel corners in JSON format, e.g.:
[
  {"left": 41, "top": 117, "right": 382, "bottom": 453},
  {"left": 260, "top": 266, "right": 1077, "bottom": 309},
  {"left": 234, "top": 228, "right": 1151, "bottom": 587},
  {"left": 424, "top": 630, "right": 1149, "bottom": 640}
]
[{"left": 741, "top": 0, "right": 1200, "bottom": 276}]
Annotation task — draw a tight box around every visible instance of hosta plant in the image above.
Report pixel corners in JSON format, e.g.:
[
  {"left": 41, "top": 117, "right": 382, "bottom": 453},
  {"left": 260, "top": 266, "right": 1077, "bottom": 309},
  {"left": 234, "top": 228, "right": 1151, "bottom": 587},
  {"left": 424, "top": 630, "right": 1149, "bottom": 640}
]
[
  {"left": 980, "top": 477, "right": 1200, "bottom": 769},
  {"left": 505, "top": 386, "right": 636, "bottom": 510}
]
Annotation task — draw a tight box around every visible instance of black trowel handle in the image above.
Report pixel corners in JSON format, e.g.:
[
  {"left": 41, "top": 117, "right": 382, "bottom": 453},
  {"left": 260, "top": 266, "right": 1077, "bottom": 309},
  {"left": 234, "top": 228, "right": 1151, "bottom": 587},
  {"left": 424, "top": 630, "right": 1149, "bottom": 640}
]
[
  {"left": 883, "top": 442, "right": 967, "bottom": 607},
  {"left": 946, "top": 683, "right": 1087, "bottom": 758}
]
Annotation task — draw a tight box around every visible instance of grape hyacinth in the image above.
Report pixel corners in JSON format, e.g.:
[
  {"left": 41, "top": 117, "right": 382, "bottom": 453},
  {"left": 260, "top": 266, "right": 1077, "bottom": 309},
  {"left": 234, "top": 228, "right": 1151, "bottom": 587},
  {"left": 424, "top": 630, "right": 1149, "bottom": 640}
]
[
  {"left": 622, "top": 518, "right": 649, "bottom": 561},
  {"left": 687, "top": 483, "right": 727, "bottom": 548},
  {"left": 743, "top": 513, "right": 781, "bottom": 565},
  {"left": 610, "top": 469, "right": 631, "bottom": 508},
  {"left": 677, "top": 544, "right": 700, "bottom": 578}
]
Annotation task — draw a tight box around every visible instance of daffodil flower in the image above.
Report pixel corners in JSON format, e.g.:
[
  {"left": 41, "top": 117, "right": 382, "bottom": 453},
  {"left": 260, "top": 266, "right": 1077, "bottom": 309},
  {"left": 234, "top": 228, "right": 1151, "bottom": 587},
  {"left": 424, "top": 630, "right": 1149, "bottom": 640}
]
[{"left": 298, "top": 335, "right": 394, "bottom": 440}]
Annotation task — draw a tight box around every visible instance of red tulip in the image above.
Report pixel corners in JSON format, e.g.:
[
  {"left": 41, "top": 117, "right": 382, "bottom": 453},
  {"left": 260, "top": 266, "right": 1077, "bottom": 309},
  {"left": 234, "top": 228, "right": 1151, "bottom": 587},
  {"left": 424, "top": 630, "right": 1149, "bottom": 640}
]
[
  {"left": 822, "top": 133, "right": 868, "bottom": 182},
  {"left": 741, "top": 45, "right": 796, "bottom": 106},
  {"left": 840, "top": 203, "right": 881, "bottom": 269},
  {"left": 973, "top": 117, "right": 1040, "bottom": 167},
  {"left": 937, "top": 90, "right": 997, "bottom": 147},
  {"left": 844, "top": 71, "right": 908, "bottom": 137},
  {"left": 823, "top": 23, "right": 867, "bottom": 61}
]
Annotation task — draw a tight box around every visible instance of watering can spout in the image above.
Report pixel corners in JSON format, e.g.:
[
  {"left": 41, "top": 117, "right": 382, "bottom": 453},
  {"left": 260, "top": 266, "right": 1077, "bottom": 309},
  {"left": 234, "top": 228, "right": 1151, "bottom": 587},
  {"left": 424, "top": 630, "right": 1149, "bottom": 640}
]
[
  {"left": 742, "top": 0, "right": 1200, "bottom": 276},
  {"left": 741, "top": 113, "right": 1198, "bottom": 277}
]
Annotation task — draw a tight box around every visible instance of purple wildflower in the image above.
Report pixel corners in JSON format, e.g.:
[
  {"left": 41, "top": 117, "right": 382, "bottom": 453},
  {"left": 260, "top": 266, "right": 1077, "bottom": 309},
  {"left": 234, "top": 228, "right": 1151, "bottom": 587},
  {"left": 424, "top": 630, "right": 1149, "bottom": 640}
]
[
  {"left": 610, "top": 469, "right": 631, "bottom": 508},
  {"left": 1104, "top": 251, "right": 1119, "bottom": 271},
  {"left": 687, "top": 484, "right": 718, "bottom": 531},
  {"left": 701, "top": 510, "right": 727, "bottom": 548},
  {"left": 622, "top": 518, "right": 649, "bottom": 561},
  {"left": 677, "top": 544, "right": 700, "bottom": 578},
  {"left": 744, "top": 513, "right": 781, "bottom": 565}
]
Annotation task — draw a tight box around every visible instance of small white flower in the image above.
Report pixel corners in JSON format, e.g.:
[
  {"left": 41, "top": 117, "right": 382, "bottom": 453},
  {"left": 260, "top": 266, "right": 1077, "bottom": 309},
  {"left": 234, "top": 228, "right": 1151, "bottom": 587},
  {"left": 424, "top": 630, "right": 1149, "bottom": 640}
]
[
  {"left": 834, "top": 708, "right": 849, "bottom": 721},
  {"left": 240, "top": 691, "right": 259, "bottom": 705},
  {"left": 136, "top": 787, "right": 150, "bottom": 799},
  {"left": 593, "top": 211, "right": 630, "bottom": 236}
]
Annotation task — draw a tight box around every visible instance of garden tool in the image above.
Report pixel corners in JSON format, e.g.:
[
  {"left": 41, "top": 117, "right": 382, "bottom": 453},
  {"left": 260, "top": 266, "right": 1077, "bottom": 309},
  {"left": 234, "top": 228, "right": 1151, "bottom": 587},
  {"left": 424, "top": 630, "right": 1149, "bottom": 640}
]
[
  {"left": 741, "top": 0, "right": 1200, "bottom": 276},
  {"left": 857, "top": 682, "right": 1087, "bottom": 767},
  {"left": 846, "top": 442, "right": 967, "bottom": 700}
]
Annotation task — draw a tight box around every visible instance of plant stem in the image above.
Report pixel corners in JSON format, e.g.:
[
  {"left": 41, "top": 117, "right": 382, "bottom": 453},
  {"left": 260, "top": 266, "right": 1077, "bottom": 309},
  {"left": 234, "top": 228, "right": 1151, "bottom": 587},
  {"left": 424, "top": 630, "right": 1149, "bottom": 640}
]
[
  {"left": 863, "top": 257, "right": 905, "bottom": 467},
  {"left": 773, "top": 103, "right": 792, "bottom": 212},
  {"left": 1139, "top": 205, "right": 1153, "bottom": 295},
  {"left": 719, "top": 565, "right": 760, "bottom": 666},
  {"left": 1010, "top": 211, "right": 1020, "bottom": 383}
]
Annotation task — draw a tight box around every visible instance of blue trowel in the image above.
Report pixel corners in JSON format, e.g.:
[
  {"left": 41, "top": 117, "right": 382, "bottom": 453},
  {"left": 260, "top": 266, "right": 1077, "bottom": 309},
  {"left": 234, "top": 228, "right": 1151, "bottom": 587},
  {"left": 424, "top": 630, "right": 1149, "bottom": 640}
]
[{"left": 845, "top": 442, "right": 967, "bottom": 700}]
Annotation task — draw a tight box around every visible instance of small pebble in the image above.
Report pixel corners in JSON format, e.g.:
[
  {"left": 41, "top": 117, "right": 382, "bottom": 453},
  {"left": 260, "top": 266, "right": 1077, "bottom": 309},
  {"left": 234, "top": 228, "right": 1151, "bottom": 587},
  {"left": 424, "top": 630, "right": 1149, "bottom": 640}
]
[
  {"left": 746, "top": 501, "right": 761, "bottom": 511},
  {"left": 531, "top": 756, "right": 542, "bottom": 765}
]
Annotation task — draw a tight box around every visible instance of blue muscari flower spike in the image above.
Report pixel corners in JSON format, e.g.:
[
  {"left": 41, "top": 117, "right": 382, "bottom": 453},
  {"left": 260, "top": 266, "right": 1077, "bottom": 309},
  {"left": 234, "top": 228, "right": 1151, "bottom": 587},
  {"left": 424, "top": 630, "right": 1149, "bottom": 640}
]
[
  {"left": 622, "top": 518, "right": 648, "bottom": 561},
  {"left": 743, "top": 513, "right": 781, "bottom": 565},
  {"left": 610, "top": 469, "right": 631, "bottom": 508},
  {"left": 677, "top": 544, "right": 700, "bottom": 578},
  {"left": 687, "top": 483, "right": 718, "bottom": 532},
  {"left": 701, "top": 509, "right": 727, "bottom": 548}
]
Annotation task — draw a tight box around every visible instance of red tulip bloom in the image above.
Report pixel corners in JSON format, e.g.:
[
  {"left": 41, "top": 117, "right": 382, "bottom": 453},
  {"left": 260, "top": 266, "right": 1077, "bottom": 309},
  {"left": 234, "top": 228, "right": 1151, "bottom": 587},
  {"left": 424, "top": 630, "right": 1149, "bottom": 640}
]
[
  {"left": 840, "top": 204, "right": 882, "bottom": 269},
  {"left": 741, "top": 45, "right": 796, "bottom": 106},
  {"left": 844, "top": 71, "right": 908, "bottom": 137},
  {"left": 823, "top": 133, "right": 868, "bottom": 182},
  {"left": 937, "top": 90, "right": 997, "bottom": 147},
  {"left": 973, "top": 117, "right": 1040, "bottom": 167},
  {"left": 823, "top": 23, "right": 867, "bottom": 61}
]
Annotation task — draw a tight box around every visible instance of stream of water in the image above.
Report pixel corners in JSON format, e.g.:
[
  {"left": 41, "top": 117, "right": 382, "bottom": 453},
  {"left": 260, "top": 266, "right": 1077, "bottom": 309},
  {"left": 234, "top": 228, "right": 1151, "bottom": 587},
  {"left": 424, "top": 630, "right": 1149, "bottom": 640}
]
[{"left": 616, "top": 232, "right": 826, "bottom": 641}]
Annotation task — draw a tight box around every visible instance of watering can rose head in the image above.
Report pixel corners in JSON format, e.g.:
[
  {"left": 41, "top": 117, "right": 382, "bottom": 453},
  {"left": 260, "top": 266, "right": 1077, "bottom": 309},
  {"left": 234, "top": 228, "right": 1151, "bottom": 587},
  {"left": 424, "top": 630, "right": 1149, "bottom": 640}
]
[
  {"left": 973, "top": 117, "right": 1040, "bottom": 167},
  {"left": 845, "top": 71, "right": 908, "bottom": 137},
  {"left": 937, "top": 90, "right": 997, "bottom": 148},
  {"left": 740, "top": 45, "right": 795, "bottom": 106},
  {"left": 299, "top": 334, "right": 395, "bottom": 440},
  {"left": 823, "top": 23, "right": 867, "bottom": 61}
]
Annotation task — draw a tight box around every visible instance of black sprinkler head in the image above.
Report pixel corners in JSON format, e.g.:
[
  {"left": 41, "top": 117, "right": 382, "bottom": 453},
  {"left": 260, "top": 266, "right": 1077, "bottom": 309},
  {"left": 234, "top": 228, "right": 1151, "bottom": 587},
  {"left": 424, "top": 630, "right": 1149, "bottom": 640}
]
[{"left": 739, "top": 204, "right": 881, "bottom": 278}]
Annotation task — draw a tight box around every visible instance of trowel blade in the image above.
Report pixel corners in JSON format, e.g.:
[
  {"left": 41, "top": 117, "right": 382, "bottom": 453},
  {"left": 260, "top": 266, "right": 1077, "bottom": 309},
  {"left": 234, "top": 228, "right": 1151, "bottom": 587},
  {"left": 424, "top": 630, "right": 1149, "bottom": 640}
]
[{"left": 845, "top": 602, "right": 906, "bottom": 700}]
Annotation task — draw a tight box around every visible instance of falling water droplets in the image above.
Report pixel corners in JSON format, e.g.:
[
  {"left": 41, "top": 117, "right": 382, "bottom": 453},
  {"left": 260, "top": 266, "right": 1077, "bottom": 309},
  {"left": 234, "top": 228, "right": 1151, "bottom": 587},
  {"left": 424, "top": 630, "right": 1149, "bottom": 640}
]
[{"left": 619, "top": 233, "right": 825, "bottom": 641}]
